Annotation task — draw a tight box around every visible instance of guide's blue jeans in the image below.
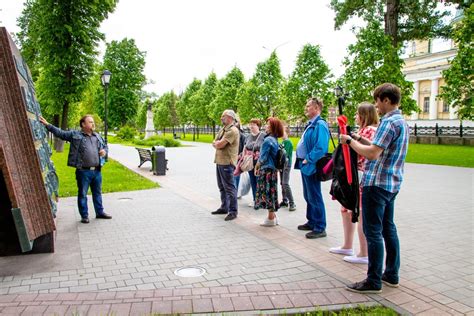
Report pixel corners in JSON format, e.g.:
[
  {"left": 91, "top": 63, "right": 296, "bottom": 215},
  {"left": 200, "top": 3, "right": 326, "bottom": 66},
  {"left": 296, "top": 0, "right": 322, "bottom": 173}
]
[
  {"left": 76, "top": 169, "right": 104, "bottom": 219},
  {"left": 362, "top": 186, "right": 400, "bottom": 288}
]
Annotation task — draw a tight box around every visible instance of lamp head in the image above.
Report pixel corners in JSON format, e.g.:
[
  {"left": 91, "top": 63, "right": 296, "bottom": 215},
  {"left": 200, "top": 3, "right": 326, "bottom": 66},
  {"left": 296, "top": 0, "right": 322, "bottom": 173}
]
[{"left": 101, "top": 69, "right": 112, "bottom": 87}]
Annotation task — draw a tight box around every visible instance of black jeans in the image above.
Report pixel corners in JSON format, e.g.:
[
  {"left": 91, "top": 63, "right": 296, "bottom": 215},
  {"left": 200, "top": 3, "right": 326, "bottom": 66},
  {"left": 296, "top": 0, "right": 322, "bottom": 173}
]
[{"left": 216, "top": 164, "right": 238, "bottom": 214}]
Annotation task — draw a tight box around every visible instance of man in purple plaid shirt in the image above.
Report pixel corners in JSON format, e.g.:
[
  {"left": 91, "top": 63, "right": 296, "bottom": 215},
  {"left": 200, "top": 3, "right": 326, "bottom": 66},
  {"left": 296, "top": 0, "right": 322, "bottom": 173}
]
[{"left": 340, "top": 83, "right": 409, "bottom": 294}]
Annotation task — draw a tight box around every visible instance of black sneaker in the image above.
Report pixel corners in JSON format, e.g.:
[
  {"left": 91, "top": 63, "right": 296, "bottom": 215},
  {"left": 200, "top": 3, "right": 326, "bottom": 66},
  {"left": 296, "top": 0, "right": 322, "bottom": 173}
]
[
  {"left": 212, "top": 209, "right": 227, "bottom": 215},
  {"left": 96, "top": 213, "right": 112, "bottom": 219},
  {"left": 346, "top": 279, "right": 382, "bottom": 294},
  {"left": 289, "top": 204, "right": 296, "bottom": 211},
  {"left": 81, "top": 218, "right": 90, "bottom": 224},
  {"left": 279, "top": 201, "right": 289, "bottom": 208},
  {"left": 224, "top": 213, "right": 237, "bottom": 221},
  {"left": 382, "top": 274, "right": 399, "bottom": 288},
  {"left": 297, "top": 223, "right": 312, "bottom": 231},
  {"left": 305, "top": 230, "right": 327, "bottom": 239}
]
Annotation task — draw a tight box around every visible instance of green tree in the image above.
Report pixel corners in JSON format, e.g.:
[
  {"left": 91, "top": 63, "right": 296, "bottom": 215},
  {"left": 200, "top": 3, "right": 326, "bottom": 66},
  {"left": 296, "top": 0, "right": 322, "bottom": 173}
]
[
  {"left": 153, "top": 91, "right": 179, "bottom": 132},
  {"left": 330, "top": 0, "right": 452, "bottom": 47},
  {"left": 340, "top": 20, "right": 417, "bottom": 121},
  {"left": 238, "top": 52, "right": 283, "bottom": 122},
  {"left": 440, "top": 5, "right": 474, "bottom": 120},
  {"left": 210, "top": 66, "right": 245, "bottom": 122},
  {"left": 284, "top": 44, "right": 334, "bottom": 121},
  {"left": 100, "top": 38, "right": 147, "bottom": 128},
  {"left": 16, "top": 0, "right": 117, "bottom": 135},
  {"left": 189, "top": 72, "right": 218, "bottom": 128},
  {"left": 175, "top": 79, "right": 202, "bottom": 127}
]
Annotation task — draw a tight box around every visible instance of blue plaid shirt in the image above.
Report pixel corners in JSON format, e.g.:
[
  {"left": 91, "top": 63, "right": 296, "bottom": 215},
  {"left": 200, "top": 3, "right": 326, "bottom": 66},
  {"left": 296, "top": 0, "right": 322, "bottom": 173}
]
[{"left": 362, "top": 109, "right": 409, "bottom": 193}]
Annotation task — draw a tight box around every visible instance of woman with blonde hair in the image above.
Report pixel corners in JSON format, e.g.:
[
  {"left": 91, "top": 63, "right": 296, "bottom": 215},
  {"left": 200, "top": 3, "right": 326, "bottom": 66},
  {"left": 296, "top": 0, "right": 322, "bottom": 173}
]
[{"left": 329, "top": 102, "right": 379, "bottom": 264}]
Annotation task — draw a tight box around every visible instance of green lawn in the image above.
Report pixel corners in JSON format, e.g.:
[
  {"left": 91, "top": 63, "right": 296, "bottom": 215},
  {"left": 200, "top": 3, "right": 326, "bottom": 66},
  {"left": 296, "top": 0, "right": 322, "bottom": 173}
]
[
  {"left": 179, "top": 134, "right": 474, "bottom": 168},
  {"left": 293, "top": 305, "right": 397, "bottom": 315},
  {"left": 51, "top": 144, "right": 159, "bottom": 197}
]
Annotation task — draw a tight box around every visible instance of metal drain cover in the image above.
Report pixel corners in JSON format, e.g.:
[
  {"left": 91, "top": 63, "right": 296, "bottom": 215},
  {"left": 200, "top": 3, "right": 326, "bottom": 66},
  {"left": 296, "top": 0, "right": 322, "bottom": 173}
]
[{"left": 174, "top": 266, "right": 206, "bottom": 278}]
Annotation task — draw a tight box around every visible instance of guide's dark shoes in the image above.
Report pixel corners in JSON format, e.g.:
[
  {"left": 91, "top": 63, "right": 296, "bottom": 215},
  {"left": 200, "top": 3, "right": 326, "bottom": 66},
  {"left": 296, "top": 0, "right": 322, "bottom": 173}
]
[
  {"left": 224, "top": 213, "right": 237, "bottom": 221},
  {"left": 212, "top": 209, "right": 227, "bottom": 215},
  {"left": 297, "top": 223, "right": 312, "bottom": 231},
  {"left": 305, "top": 230, "right": 327, "bottom": 239},
  {"left": 96, "top": 213, "right": 112, "bottom": 219},
  {"left": 81, "top": 218, "right": 89, "bottom": 224}
]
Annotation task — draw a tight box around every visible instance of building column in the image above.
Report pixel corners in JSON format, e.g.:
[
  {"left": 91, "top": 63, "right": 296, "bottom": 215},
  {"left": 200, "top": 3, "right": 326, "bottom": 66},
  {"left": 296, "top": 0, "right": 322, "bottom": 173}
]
[
  {"left": 411, "top": 81, "right": 419, "bottom": 120},
  {"left": 429, "top": 78, "right": 439, "bottom": 120}
]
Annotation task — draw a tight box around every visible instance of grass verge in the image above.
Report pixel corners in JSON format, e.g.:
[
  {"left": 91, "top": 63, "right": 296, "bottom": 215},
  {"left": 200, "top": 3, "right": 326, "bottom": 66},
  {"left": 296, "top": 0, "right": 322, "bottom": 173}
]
[{"left": 51, "top": 144, "right": 159, "bottom": 197}]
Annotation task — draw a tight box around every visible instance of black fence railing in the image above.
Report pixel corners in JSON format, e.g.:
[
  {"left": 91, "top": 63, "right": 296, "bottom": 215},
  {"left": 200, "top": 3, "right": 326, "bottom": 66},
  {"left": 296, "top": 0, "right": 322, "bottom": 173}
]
[{"left": 155, "top": 123, "right": 473, "bottom": 138}]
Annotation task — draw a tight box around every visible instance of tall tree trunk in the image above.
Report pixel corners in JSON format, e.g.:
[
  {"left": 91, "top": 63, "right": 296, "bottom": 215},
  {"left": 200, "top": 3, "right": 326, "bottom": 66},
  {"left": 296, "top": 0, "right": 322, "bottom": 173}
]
[
  {"left": 53, "top": 101, "right": 69, "bottom": 152},
  {"left": 193, "top": 126, "right": 196, "bottom": 141},
  {"left": 385, "top": 0, "right": 399, "bottom": 47},
  {"left": 212, "top": 121, "right": 216, "bottom": 139}
]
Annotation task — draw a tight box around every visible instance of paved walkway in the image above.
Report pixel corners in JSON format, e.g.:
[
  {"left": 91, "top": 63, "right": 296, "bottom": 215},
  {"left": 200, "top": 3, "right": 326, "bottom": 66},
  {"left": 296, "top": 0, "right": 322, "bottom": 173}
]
[{"left": 0, "top": 141, "right": 472, "bottom": 315}]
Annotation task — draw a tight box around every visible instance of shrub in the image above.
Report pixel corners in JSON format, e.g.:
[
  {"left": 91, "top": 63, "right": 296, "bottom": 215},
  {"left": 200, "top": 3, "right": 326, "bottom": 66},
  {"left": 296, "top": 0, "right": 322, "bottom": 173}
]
[
  {"left": 116, "top": 126, "right": 137, "bottom": 140},
  {"left": 133, "top": 135, "right": 181, "bottom": 147}
]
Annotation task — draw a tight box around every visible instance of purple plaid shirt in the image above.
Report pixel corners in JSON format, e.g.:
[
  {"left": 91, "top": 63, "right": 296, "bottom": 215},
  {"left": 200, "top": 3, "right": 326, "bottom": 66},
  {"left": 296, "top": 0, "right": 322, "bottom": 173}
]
[{"left": 362, "top": 109, "right": 409, "bottom": 193}]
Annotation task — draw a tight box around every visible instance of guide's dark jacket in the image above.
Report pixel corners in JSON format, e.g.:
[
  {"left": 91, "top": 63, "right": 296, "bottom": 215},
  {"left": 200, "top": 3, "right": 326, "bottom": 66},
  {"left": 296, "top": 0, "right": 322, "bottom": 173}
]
[{"left": 46, "top": 124, "right": 107, "bottom": 169}]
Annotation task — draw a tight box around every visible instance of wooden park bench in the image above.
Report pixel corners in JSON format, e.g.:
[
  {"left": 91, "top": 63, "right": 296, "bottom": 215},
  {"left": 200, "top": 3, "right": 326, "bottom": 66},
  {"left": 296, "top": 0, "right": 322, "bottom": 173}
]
[{"left": 135, "top": 147, "right": 152, "bottom": 168}]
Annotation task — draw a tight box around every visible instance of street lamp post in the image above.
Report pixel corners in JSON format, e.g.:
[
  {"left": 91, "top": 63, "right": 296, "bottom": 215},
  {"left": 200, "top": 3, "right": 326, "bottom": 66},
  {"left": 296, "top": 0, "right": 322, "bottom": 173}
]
[
  {"left": 334, "top": 85, "right": 345, "bottom": 116},
  {"left": 101, "top": 70, "right": 111, "bottom": 145}
]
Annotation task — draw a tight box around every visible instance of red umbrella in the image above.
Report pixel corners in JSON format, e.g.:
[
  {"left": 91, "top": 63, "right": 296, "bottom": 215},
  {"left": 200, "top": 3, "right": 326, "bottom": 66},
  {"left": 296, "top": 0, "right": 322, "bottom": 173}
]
[{"left": 337, "top": 115, "right": 353, "bottom": 184}]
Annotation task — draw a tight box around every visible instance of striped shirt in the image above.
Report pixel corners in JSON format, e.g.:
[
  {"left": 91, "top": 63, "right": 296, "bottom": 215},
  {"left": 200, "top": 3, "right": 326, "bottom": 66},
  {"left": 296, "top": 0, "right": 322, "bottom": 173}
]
[{"left": 362, "top": 109, "right": 409, "bottom": 193}]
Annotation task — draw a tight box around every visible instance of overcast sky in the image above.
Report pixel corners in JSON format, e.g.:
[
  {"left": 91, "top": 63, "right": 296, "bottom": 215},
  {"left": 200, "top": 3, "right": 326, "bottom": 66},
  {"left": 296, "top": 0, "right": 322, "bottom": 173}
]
[{"left": 3, "top": 1, "right": 365, "bottom": 95}]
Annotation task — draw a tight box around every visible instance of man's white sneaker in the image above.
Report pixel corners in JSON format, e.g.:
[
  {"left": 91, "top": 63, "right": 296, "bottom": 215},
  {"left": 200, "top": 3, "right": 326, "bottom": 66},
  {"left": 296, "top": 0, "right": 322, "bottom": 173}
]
[
  {"left": 247, "top": 202, "right": 254, "bottom": 207},
  {"left": 343, "top": 255, "right": 368, "bottom": 264},
  {"left": 329, "top": 247, "right": 354, "bottom": 256},
  {"left": 260, "top": 217, "right": 278, "bottom": 227}
]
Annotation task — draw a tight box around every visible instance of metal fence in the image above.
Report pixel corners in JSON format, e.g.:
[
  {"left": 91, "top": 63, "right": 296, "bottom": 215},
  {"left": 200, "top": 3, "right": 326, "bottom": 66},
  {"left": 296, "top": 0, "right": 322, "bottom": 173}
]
[{"left": 159, "top": 123, "right": 474, "bottom": 138}]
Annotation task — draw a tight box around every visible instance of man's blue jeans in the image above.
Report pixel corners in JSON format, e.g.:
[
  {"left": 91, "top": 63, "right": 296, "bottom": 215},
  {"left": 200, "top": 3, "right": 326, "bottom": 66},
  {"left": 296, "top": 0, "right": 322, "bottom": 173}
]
[
  {"left": 216, "top": 164, "right": 238, "bottom": 214},
  {"left": 301, "top": 173, "right": 326, "bottom": 232},
  {"left": 362, "top": 186, "right": 400, "bottom": 288},
  {"left": 76, "top": 169, "right": 104, "bottom": 219}
]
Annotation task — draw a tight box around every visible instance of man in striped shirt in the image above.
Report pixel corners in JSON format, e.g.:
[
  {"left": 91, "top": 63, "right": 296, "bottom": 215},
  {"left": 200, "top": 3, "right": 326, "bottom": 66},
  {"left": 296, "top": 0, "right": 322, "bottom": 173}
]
[{"left": 340, "top": 83, "right": 409, "bottom": 294}]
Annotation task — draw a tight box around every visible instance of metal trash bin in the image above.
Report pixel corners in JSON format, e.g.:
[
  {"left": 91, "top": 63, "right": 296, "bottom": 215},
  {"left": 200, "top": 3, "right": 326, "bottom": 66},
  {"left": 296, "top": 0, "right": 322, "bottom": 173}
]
[{"left": 151, "top": 145, "right": 167, "bottom": 175}]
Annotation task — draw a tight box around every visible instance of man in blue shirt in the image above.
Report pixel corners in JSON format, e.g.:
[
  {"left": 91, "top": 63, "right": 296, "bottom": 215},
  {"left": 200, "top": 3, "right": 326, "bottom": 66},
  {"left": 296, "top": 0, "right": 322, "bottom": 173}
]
[
  {"left": 295, "top": 98, "right": 330, "bottom": 239},
  {"left": 340, "top": 83, "right": 409, "bottom": 294}
]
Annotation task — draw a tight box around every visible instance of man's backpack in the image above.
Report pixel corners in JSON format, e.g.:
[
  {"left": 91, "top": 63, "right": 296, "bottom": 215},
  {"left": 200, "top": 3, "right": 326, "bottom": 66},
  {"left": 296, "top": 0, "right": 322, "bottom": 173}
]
[{"left": 275, "top": 144, "right": 288, "bottom": 171}]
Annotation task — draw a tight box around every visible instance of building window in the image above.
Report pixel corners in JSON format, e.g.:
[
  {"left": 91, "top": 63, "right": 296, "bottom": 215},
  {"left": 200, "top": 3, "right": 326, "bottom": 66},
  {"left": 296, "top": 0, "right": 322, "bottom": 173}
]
[
  {"left": 423, "top": 97, "right": 430, "bottom": 113},
  {"left": 443, "top": 101, "right": 449, "bottom": 113}
]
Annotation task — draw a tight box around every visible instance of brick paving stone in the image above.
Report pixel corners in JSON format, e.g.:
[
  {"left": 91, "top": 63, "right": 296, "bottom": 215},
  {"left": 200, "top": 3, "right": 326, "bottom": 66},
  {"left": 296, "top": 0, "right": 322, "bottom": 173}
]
[
  {"left": 0, "top": 306, "right": 26, "bottom": 315},
  {"left": 269, "top": 294, "right": 294, "bottom": 309},
  {"left": 231, "top": 296, "right": 254, "bottom": 311},
  {"left": 245, "top": 284, "right": 266, "bottom": 292},
  {"left": 306, "top": 292, "right": 331, "bottom": 306},
  {"left": 385, "top": 291, "right": 418, "bottom": 305},
  {"left": 129, "top": 302, "right": 151, "bottom": 315},
  {"left": 264, "top": 284, "right": 283, "bottom": 291},
  {"left": 44, "top": 304, "right": 69, "bottom": 315},
  {"left": 400, "top": 299, "right": 434, "bottom": 314},
  {"left": 228, "top": 285, "right": 247, "bottom": 293},
  {"left": 13, "top": 294, "right": 37, "bottom": 302},
  {"left": 134, "top": 290, "right": 154, "bottom": 298},
  {"left": 95, "top": 292, "right": 116, "bottom": 300},
  {"left": 151, "top": 300, "right": 172, "bottom": 314},
  {"left": 324, "top": 290, "right": 350, "bottom": 305},
  {"left": 192, "top": 298, "right": 214, "bottom": 313},
  {"left": 212, "top": 297, "right": 234, "bottom": 312},
  {"left": 287, "top": 293, "right": 313, "bottom": 307},
  {"left": 87, "top": 304, "right": 111, "bottom": 316},
  {"left": 115, "top": 291, "right": 135, "bottom": 299},
  {"left": 109, "top": 303, "right": 132, "bottom": 316},
  {"left": 210, "top": 286, "right": 229, "bottom": 295},
  {"left": 191, "top": 287, "right": 210, "bottom": 295},
  {"left": 20, "top": 305, "right": 47, "bottom": 315},
  {"left": 173, "top": 288, "right": 191, "bottom": 296},
  {"left": 66, "top": 305, "right": 91, "bottom": 316},
  {"left": 172, "top": 299, "right": 192, "bottom": 314}
]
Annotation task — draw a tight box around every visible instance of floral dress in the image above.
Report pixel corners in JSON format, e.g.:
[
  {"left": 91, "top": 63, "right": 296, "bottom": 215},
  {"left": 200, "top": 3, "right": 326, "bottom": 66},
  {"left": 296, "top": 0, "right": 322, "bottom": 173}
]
[{"left": 255, "top": 136, "right": 279, "bottom": 211}]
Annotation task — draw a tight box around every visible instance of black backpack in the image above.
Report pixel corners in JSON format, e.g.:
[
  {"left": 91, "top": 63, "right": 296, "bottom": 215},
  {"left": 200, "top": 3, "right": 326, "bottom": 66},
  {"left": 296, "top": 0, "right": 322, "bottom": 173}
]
[{"left": 275, "top": 144, "right": 288, "bottom": 171}]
